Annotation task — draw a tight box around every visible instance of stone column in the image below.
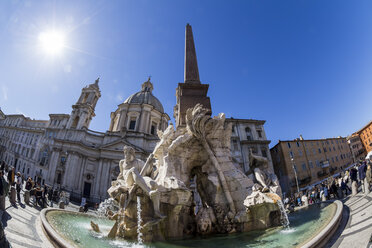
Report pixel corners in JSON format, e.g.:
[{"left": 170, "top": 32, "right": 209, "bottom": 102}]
[
  {"left": 118, "top": 107, "right": 128, "bottom": 131},
  {"left": 100, "top": 161, "right": 111, "bottom": 197},
  {"left": 93, "top": 159, "right": 103, "bottom": 199},
  {"left": 62, "top": 153, "right": 79, "bottom": 190},
  {"left": 47, "top": 150, "right": 60, "bottom": 185},
  {"left": 77, "top": 156, "right": 87, "bottom": 191}
]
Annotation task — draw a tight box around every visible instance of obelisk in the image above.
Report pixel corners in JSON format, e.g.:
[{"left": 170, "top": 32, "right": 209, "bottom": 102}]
[{"left": 175, "top": 24, "right": 212, "bottom": 127}]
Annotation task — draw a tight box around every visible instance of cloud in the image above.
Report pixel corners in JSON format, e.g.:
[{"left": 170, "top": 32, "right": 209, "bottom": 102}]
[
  {"left": 1, "top": 85, "right": 8, "bottom": 101},
  {"left": 116, "top": 94, "right": 123, "bottom": 102}
]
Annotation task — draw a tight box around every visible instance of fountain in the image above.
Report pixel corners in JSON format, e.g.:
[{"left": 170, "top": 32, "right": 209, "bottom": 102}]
[
  {"left": 39, "top": 24, "right": 344, "bottom": 248},
  {"left": 40, "top": 104, "right": 344, "bottom": 248},
  {"left": 277, "top": 199, "right": 290, "bottom": 228},
  {"left": 136, "top": 196, "right": 143, "bottom": 244}
]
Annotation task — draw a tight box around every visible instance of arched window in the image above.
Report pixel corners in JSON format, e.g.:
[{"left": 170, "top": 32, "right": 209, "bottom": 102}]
[
  {"left": 245, "top": 127, "right": 252, "bottom": 141},
  {"left": 39, "top": 148, "right": 49, "bottom": 166}
]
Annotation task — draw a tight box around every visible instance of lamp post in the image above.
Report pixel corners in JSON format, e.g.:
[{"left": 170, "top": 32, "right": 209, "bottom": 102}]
[{"left": 290, "top": 155, "right": 300, "bottom": 194}]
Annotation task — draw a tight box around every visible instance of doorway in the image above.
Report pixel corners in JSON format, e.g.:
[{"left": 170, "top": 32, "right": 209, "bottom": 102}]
[{"left": 83, "top": 182, "right": 91, "bottom": 198}]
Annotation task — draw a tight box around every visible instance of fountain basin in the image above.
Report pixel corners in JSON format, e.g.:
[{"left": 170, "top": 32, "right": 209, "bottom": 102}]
[{"left": 40, "top": 200, "right": 343, "bottom": 248}]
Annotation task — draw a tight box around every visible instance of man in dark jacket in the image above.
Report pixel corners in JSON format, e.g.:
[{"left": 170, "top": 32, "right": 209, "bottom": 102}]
[
  {"left": 350, "top": 167, "right": 358, "bottom": 182},
  {"left": 7, "top": 168, "right": 15, "bottom": 186}
]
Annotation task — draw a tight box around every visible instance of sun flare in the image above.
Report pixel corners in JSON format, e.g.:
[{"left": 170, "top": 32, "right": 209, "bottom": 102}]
[{"left": 38, "top": 31, "right": 65, "bottom": 55}]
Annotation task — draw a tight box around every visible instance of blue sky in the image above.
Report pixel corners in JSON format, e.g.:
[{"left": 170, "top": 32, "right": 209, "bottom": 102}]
[{"left": 0, "top": 0, "right": 371, "bottom": 147}]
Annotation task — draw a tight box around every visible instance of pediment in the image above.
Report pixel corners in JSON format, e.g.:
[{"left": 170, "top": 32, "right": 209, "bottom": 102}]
[{"left": 100, "top": 138, "right": 144, "bottom": 153}]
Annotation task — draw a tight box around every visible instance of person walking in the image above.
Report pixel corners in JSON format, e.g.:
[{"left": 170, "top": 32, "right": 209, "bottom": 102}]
[
  {"left": 15, "top": 172, "right": 22, "bottom": 202},
  {"left": 358, "top": 162, "right": 367, "bottom": 193}
]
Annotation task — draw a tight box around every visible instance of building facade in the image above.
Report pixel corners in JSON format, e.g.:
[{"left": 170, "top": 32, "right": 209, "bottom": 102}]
[
  {"left": 355, "top": 120, "right": 372, "bottom": 154},
  {"left": 227, "top": 118, "right": 274, "bottom": 175},
  {"left": 0, "top": 78, "right": 170, "bottom": 203},
  {"left": 347, "top": 134, "right": 366, "bottom": 162},
  {"left": 270, "top": 136, "right": 353, "bottom": 196}
]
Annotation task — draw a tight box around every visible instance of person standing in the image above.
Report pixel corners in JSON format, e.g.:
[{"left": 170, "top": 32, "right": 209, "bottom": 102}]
[
  {"left": 7, "top": 168, "right": 15, "bottom": 186},
  {"left": 350, "top": 166, "right": 358, "bottom": 196},
  {"left": 358, "top": 162, "right": 367, "bottom": 193},
  {"left": 0, "top": 171, "right": 9, "bottom": 212},
  {"left": 365, "top": 164, "right": 371, "bottom": 194},
  {"left": 16, "top": 172, "right": 22, "bottom": 202}
]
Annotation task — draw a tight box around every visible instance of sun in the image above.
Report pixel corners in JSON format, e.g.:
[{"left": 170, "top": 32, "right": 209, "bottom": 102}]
[{"left": 38, "top": 31, "right": 65, "bottom": 55}]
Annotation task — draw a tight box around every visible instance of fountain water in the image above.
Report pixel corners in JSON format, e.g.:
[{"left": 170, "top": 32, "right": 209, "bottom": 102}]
[
  {"left": 137, "top": 196, "right": 143, "bottom": 244},
  {"left": 97, "top": 198, "right": 119, "bottom": 217},
  {"left": 277, "top": 199, "right": 290, "bottom": 228}
]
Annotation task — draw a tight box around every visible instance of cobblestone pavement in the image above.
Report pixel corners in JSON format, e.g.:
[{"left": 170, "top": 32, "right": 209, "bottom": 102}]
[
  {"left": 1, "top": 197, "right": 52, "bottom": 248},
  {"left": 331, "top": 190, "right": 372, "bottom": 248},
  {"left": 1, "top": 194, "right": 92, "bottom": 248}
]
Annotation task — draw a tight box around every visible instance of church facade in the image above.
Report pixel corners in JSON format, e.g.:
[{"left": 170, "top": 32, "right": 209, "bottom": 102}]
[
  {"left": 0, "top": 78, "right": 170, "bottom": 203},
  {"left": 0, "top": 24, "right": 274, "bottom": 203}
]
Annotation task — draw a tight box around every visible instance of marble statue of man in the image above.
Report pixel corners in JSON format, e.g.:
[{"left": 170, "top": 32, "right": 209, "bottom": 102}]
[
  {"left": 248, "top": 148, "right": 280, "bottom": 194},
  {"left": 108, "top": 146, "right": 163, "bottom": 218}
]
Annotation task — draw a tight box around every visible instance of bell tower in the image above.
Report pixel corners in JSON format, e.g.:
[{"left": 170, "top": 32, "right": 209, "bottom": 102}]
[
  {"left": 175, "top": 24, "right": 211, "bottom": 127},
  {"left": 66, "top": 78, "right": 101, "bottom": 129}
]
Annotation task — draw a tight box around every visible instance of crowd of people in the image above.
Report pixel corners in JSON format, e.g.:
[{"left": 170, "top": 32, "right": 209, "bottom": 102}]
[
  {"left": 0, "top": 163, "right": 66, "bottom": 212},
  {"left": 284, "top": 160, "right": 372, "bottom": 209}
]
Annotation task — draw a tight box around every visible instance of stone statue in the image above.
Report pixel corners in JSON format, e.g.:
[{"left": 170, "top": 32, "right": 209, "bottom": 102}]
[
  {"left": 248, "top": 148, "right": 280, "bottom": 195},
  {"left": 90, "top": 221, "right": 100, "bottom": 233},
  {"left": 108, "top": 145, "right": 163, "bottom": 219},
  {"left": 100, "top": 104, "right": 282, "bottom": 242}
]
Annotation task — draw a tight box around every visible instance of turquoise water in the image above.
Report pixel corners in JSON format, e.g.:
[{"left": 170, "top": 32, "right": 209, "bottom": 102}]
[{"left": 47, "top": 203, "right": 335, "bottom": 248}]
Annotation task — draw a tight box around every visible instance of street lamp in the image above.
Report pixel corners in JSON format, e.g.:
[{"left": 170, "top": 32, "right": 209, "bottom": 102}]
[{"left": 290, "top": 154, "right": 300, "bottom": 194}]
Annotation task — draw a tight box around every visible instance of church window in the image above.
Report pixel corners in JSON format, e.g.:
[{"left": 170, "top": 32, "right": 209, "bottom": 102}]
[
  {"left": 151, "top": 122, "right": 157, "bottom": 135},
  {"left": 56, "top": 173, "right": 62, "bottom": 184},
  {"left": 39, "top": 148, "right": 49, "bottom": 166},
  {"left": 289, "top": 151, "right": 294, "bottom": 158},
  {"left": 309, "top": 161, "right": 313, "bottom": 168},
  {"left": 257, "top": 130, "right": 262, "bottom": 138},
  {"left": 233, "top": 140, "right": 238, "bottom": 150},
  {"left": 261, "top": 147, "right": 267, "bottom": 157},
  {"left": 302, "top": 163, "right": 307, "bottom": 171},
  {"left": 245, "top": 127, "right": 252, "bottom": 140},
  {"left": 60, "top": 156, "right": 66, "bottom": 166},
  {"left": 287, "top": 142, "right": 291, "bottom": 148},
  {"left": 129, "top": 118, "right": 136, "bottom": 130},
  {"left": 232, "top": 125, "right": 235, "bottom": 133}
]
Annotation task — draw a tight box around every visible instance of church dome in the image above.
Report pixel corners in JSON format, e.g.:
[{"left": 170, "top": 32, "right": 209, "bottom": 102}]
[{"left": 124, "top": 78, "right": 164, "bottom": 113}]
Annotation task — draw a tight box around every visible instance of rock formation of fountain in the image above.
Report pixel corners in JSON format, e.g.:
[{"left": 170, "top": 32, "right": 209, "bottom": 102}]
[{"left": 102, "top": 104, "right": 283, "bottom": 242}]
